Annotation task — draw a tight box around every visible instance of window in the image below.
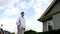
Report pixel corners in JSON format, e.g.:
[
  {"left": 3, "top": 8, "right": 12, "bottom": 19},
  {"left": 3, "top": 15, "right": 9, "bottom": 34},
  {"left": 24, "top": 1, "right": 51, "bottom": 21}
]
[{"left": 47, "top": 20, "right": 54, "bottom": 30}]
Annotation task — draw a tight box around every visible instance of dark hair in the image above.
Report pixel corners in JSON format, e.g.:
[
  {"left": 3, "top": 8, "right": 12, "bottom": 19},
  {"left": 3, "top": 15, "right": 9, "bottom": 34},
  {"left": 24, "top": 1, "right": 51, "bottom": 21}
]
[{"left": 21, "top": 12, "right": 24, "bottom": 14}]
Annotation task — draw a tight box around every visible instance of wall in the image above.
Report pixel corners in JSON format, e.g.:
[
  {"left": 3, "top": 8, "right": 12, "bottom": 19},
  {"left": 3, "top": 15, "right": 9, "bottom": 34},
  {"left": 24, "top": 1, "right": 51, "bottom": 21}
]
[
  {"left": 43, "top": 21, "right": 48, "bottom": 31},
  {"left": 53, "top": 13, "right": 60, "bottom": 30}
]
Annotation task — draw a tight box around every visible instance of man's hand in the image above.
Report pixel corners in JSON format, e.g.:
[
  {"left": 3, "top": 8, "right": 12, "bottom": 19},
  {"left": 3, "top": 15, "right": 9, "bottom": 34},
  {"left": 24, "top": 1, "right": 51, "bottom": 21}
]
[{"left": 22, "top": 28, "right": 25, "bottom": 31}]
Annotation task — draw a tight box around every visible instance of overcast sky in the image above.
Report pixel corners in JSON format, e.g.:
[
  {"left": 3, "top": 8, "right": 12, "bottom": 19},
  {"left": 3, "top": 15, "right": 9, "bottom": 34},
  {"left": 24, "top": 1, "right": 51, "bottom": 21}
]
[{"left": 0, "top": 0, "right": 53, "bottom": 33}]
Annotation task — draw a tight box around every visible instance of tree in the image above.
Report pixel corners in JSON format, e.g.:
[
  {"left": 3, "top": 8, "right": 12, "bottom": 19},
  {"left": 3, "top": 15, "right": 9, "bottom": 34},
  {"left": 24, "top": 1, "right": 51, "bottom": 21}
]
[{"left": 11, "top": 32, "right": 15, "bottom": 34}]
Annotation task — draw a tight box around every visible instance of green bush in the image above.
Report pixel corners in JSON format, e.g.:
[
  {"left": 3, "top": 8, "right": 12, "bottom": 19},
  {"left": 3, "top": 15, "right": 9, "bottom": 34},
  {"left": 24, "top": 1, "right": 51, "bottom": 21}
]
[
  {"left": 38, "top": 29, "right": 60, "bottom": 34},
  {"left": 25, "top": 29, "right": 60, "bottom": 34},
  {"left": 38, "top": 30, "right": 56, "bottom": 34},
  {"left": 24, "top": 30, "right": 37, "bottom": 34},
  {"left": 11, "top": 32, "right": 15, "bottom": 34}
]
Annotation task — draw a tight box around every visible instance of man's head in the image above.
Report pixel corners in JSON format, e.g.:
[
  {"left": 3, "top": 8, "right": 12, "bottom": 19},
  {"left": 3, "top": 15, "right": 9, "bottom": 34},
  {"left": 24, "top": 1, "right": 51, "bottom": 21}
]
[
  {"left": 21, "top": 12, "right": 24, "bottom": 17},
  {"left": 1, "top": 24, "right": 3, "bottom": 27}
]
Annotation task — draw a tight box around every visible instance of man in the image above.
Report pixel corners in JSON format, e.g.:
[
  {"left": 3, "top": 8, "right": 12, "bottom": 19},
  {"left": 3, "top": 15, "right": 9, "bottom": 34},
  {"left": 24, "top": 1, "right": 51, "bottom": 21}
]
[{"left": 16, "top": 12, "right": 25, "bottom": 34}]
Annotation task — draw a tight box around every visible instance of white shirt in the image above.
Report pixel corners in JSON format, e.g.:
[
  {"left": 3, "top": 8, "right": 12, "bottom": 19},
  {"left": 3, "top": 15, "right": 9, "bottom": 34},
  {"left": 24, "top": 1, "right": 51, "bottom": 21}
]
[{"left": 16, "top": 16, "right": 25, "bottom": 28}]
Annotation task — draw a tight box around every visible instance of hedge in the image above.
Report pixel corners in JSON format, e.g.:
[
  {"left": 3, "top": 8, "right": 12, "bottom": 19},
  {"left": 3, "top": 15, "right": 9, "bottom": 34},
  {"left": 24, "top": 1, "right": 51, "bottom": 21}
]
[
  {"left": 24, "top": 29, "right": 60, "bottom": 34},
  {"left": 24, "top": 30, "right": 37, "bottom": 34}
]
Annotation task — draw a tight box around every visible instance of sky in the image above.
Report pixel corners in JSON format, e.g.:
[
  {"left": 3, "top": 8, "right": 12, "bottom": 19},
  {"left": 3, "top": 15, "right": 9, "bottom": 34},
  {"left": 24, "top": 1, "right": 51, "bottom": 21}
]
[{"left": 0, "top": 0, "right": 53, "bottom": 33}]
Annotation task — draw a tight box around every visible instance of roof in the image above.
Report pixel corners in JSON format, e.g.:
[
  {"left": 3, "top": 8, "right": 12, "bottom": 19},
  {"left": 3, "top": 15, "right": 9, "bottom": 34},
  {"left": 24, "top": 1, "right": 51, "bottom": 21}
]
[{"left": 38, "top": 0, "right": 60, "bottom": 22}]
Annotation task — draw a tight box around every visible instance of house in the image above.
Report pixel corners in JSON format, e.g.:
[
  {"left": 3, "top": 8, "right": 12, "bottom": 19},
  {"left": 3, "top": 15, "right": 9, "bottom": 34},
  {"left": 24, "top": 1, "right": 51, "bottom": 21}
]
[{"left": 38, "top": 0, "right": 60, "bottom": 31}]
